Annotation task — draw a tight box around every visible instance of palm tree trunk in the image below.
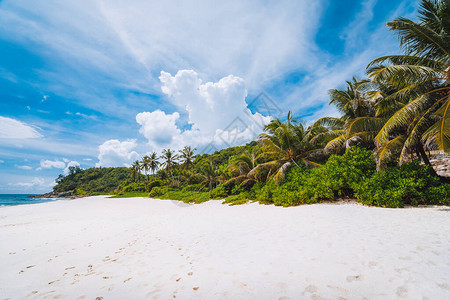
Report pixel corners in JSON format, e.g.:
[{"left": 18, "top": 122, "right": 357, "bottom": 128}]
[{"left": 416, "top": 143, "right": 440, "bottom": 178}]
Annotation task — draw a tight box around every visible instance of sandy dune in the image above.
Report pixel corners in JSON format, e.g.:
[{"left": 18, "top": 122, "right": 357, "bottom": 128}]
[{"left": 0, "top": 196, "right": 449, "bottom": 299}]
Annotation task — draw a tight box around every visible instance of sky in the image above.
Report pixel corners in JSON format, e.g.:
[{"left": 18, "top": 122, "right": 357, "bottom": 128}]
[{"left": 0, "top": 0, "right": 418, "bottom": 193}]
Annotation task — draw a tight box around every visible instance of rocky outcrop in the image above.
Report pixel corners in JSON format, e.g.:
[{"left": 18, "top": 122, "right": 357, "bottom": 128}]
[
  {"left": 430, "top": 156, "right": 450, "bottom": 178},
  {"left": 31, "top": 191, "right": 90, "bottom": 199}
]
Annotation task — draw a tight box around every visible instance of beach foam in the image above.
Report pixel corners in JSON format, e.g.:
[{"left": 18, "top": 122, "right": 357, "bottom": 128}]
[{"left": 0, "top": 196, "right": 449, "bottom": 299}]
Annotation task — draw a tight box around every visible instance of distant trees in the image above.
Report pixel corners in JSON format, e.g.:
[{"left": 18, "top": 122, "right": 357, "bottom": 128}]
[{"left": 53, "top": 167, "right": 129, "bottom": 193}]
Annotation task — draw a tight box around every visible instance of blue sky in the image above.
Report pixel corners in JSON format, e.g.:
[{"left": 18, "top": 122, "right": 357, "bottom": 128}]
[{"left": 0, "top": 0, "right": 417, "bottom": 193}]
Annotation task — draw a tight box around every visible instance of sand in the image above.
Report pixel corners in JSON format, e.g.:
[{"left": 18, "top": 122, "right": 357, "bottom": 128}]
[{"left": 0, "top": 196, "right": 449, "bottom": 299}]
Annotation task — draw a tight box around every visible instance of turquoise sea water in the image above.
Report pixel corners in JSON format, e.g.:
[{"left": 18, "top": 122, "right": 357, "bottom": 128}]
[{"left": 0, "top": 194, "right": 65, "bottom": 207}]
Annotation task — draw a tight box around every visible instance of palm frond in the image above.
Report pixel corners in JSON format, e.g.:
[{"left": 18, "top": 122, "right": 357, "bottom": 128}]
[{"left": 376, "top": 135, "right": 407, "bottom": 169}]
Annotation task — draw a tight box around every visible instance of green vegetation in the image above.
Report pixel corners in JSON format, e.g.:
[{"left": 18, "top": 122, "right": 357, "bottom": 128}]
[
  {"left": 110, "top": 191, "right": 149, "bottom": 198},
  {"left": 52, "top": 1, "right": 450, "bottom": 207},
  {"left": 53, "top": 166, "right": 129, "bottom": 194}
]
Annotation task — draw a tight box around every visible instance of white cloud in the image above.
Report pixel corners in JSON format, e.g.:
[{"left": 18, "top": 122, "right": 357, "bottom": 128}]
[
  {"left": 136, "top": 70, "right": 272, "bottom": 152},
  {"left": 96, "top": 139, "right": 140, "bottom": 167},
  {"left": 0, "top": 0, "right": 323, "bottom": 102},
  {"left": 0, "top": 160, "right": 4, "bottom": 163},
  {"left": 0, "top": 116, "right": 42, "bottom": 139},
  {"left": 64, "top": 160, "right": 80, "bottom": 174},
  {"left": 11, "top": 177, "right": 54, "bottom": 189},
  {"left": 38, "top": 159, "right": 66, "bottom": 170},
  {"left": 83, "top": 158, "right": 92, "bottom": 161},
  {"left": 98, "top": 0, "right": 322, "bottom": 90},
  {"left": 16, "top": 165, "right": 32, "bottom": 170},
  {"left": 136, "top": 110, "right": 181, "bottom": 148}
]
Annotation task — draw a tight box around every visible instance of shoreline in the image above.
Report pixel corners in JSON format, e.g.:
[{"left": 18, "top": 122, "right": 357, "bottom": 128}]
[{"left": 1, "top": 196, "right": 449, "bottom": 299}]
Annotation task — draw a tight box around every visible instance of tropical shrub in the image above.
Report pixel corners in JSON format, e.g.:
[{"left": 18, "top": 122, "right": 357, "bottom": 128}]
[
  {"left": 210, "top": 184, "right": 228, "bottom": 199},
  {"left": 148, "top": 186, "right": 170, "bottom": 197},
  {"left": 354, "top": 161, "right": 450, "bottom": 208},
  {"left": 267, "top": 147, "right": 376, "bottom": 206},
  {"left": 123, "top": 182, "right": 146, "bottom": 192},
  {"left": 147, "top": 180, "right": 163, "bottom": 191},
  {"left": 316, "top": 147, "right": 376, "bottom": 197}
]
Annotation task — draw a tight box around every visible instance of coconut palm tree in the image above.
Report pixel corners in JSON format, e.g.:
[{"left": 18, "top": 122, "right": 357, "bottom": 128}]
[
  {"left": 179, "top": 146, "right": 197, "bottom": 169},
  {"left": 130, "top": 160, "right": 141, "bottom": 182},
  {"left": 160, "top": 149, "right": 178, "bottom": 172},
  {"left": 140, "top": 155, "right": 151, "bottom": 182},
  {"left": 367, "top": 0, "right": 450, "bottom": 171},
  {"left": 224, "top": 150, "right": 263, "bottom": 188},
  {"left": 148, "top": 152, "right": 159, "bottom": 175},
  {"left": 311, "top": 78, "right": 386, "bottom": 154},
  {"left": 200, "top": 160, "right": 220, "bottom": 190},
  {"left": 160, "top": 149, "right": 179, "bottom": 185},
  {"left": 249, "top": 111, "right": 321, "bottom": 184}
]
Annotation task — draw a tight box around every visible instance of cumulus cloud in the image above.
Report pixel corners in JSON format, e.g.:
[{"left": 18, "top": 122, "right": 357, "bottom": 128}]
[
  {"left": 96, "top": 139, "right": 140, "bottom": 167},
  {"left": 64, "top": 161, "right": 80, "bottom": 174},
  {"left": 0, "top": 116, "right": 42, "bottom": 139},
  {"left": 37, "top": 159, "right": 66, "bottom": 170},
  {"left": 136, "top": 70, "right": 272, "bottom": 152},
  {"left": 136, "top": 110, "right": 181, "bottom": 146}
]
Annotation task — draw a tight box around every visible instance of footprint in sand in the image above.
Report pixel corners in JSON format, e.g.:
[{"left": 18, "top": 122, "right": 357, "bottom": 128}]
[
  {"left": 396, "top": 286, "right": 408, "bottom": 298},
  {"left": 26, "top": 265, "right": 35, "bottom": 269},
  {"left": 346, "top": 275, "right": 363, "bottom": 282},
  {"left": 187, "top": 272, "right": 193, "bottom": 276},
  {"left": 176, "top": 278, "right": 181, "bottom": 282},
  {"left": 327, "top": 285, "right": 350, "bottom": 296},
  {"left": 193, "top": 287, "right": 199, "bottom": 291},
  {"left": 124, "top": 277, "right": 132, "bottom": 283},
  {"left": 302, "top": 285, "right": 318, "bottom": 295},
  {"left": 48, "top": 280, "right": 59, "bottom": 285},
  {"left": 437, "top": 283, "right": 450, "bottom": 290}
]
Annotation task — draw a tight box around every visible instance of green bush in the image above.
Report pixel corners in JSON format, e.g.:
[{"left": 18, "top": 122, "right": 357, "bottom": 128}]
[
  {"left": 354, "top": 161, "right": 450, "bottom": 207},
  {"left": 181, "top": 184, "right": 207, "bottom": 192},
  {"left": 74, "top": 188, "right": 88, "bottom": 195},
  {"left": 255, "top": 181, "right": 275, "bottom": 203},
  {"left": 123, "top": 182, "right": 146, "bottom": 192},
  {"left": 210, "top": 184, "right": 228, "bottom": 199},
  {"left": 147, "top": 180, "right": 163, "bottom": 192},
  {"left": 149, "top": 186, "right": 167, "bottom": 197},
  {"left": 267, "top": 147, "right": 376, "bottom": 206},
  {"left": 316, "top": 147, "right": 376, "bottom": 197},
  {"left": 223, "top": 193, "right": 250, "bottom": 205}
]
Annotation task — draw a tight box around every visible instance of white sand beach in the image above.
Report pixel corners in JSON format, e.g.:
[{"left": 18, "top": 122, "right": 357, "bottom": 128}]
[{"left": 0, "top": 196, "right": 449, "bottom": 299}]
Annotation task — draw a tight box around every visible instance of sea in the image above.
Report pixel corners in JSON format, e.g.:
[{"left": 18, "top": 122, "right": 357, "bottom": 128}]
[{"left": 0, "top": 194, "right": 66, "bottom": 207}]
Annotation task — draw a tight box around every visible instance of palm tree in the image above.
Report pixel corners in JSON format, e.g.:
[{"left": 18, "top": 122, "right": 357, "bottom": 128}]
[
  {"left": 224, "top": 150, "right": 263, "bottom": 188},
  {"left": 179, "top": 146, "right": 197, "bottom": 169},
  {"left": 148, "top": 152, "right": 159, "bottom": 175},
  {"left": 311, "top": 78, "right": 386, "bottom": 154},
  {"left": 130, "top": 160, "right": 141, "bottom": 182},
  {"left": 249, "top": 111, "right": 320, "bottom": 184},
  {"left": 367, "top": 0, "right": 450, "bottom": 171},
  {"left": 160, "top": 149, "right": 179, "bottom": 185},
  {"left": 160, "top": 149, "right": 178, "bottom": 172},
  {"left": 141, "top": 155, "right": 151, "bottom": 182},
  {"left": 200, "top": 160, "right": 220, "bottom": 190}
]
